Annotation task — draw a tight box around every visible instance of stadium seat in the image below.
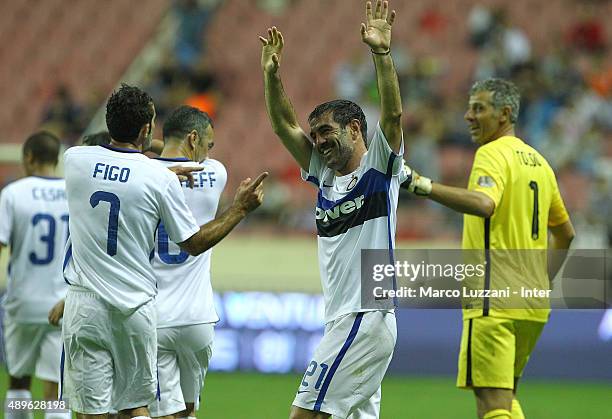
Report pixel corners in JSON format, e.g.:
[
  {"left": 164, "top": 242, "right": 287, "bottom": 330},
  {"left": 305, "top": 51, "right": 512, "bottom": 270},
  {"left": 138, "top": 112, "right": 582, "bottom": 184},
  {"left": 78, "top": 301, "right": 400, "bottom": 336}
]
[{"left": 0, "top": 0, "right": 170, "bottom": 143}]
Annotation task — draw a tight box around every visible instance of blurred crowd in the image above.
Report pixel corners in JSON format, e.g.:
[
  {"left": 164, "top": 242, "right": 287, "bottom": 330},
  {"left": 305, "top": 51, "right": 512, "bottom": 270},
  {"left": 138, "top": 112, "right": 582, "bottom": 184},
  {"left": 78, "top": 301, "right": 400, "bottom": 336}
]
[
  {"left": 36, "top": 0, "right": 611, "bottom": 246},
  {"left": 334, "top": 2, "right": 611, "bottom": 245}
]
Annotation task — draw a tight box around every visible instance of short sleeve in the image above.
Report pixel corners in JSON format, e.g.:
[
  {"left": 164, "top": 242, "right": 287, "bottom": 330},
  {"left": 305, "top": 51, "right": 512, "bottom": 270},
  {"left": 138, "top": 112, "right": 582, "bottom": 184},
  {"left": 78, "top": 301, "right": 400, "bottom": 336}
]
[
  {"left": 158, "top": 177, "right": 200, "bottom": 244},
  {"left": 300, "top": 149, "right": 323, "bottom": 187},
  {"left": 0, "top": 186, "right": 13, "bottom": 245},
  {"left": 548, "top": 175, "right": 570, "bottom": 227},
  {"left": 363, "top": 122, "right": 404, "bottom": 176},
  {"left": 468, "top": 146, "right": 506, "bottom": 208},
  {"left": 214, "top": 160, "right": 228, "bottom": 192}
]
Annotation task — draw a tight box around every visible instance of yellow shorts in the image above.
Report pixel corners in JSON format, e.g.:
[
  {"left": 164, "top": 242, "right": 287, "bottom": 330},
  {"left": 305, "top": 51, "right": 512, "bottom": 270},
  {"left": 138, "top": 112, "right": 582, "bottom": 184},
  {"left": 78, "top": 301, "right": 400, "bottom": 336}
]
[{"left": 456, "top": 316, "right": 545, "bottom": 389}]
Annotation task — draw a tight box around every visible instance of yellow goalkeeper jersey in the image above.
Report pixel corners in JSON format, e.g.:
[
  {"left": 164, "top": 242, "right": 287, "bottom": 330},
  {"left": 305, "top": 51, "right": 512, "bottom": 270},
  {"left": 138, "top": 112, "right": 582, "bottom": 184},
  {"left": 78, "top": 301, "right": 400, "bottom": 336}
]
[{"left": 462, "top": 136, "right": 570, "bottom": 322}]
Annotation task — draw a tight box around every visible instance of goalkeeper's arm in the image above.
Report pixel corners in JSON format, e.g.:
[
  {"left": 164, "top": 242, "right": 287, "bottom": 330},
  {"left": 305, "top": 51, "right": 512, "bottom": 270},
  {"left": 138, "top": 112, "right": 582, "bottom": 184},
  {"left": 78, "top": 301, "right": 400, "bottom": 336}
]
[
  {"left": 401, "top": 164, "right": 494, "bottom": 218},
  {"left": 547, "top": 221, "right": 575, "bottom": 281}
]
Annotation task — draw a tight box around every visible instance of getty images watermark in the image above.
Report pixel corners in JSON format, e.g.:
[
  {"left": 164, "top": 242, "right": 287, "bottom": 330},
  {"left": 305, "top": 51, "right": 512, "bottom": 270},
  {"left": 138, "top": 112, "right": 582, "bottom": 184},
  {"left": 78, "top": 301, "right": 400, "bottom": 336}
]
[{"left": 361, "top": 249, "right": 611, "bottom": 310}]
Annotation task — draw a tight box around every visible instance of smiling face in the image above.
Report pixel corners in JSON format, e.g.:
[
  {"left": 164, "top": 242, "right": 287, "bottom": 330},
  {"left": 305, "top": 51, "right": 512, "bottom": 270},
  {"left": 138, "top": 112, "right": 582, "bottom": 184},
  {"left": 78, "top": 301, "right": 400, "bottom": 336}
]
[
  {"left": 464, "top": 90, "right": 511, "bottom": 146},
  {"left": 309, "top": 112, "right": 356, "bottom": 172}
]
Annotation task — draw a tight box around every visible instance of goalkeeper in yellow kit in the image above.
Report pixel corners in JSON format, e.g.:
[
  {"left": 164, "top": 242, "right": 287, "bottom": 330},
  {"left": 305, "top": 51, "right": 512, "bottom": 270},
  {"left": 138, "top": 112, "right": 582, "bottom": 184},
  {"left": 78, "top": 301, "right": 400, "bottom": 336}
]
[{"left": 403, "top": 78, "right": 576, "bottom": 419}]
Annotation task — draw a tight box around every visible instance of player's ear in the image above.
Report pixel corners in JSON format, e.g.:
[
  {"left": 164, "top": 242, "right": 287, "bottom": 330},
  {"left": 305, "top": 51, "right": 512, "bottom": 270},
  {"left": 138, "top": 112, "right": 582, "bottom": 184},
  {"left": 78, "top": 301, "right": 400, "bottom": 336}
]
[
  {"left": 500, "top": 106, "right": 512, "bottom": 124},
  {"left": 138, "top": 123, "right": 150, "bottom": 142},
  {"left": 349, "top": 119, "right": 361, "bottom": 139},
  {"left": 188, "top": 130, "right": 198, "bottom": 149},
  {"left": 22, "top": 150, "right": 34, "bottom": 168}
]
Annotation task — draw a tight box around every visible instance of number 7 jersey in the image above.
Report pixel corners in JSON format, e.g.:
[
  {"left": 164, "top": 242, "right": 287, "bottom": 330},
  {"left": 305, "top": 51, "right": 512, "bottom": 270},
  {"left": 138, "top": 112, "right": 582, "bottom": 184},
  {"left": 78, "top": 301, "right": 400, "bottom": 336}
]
[
  {"left": 0, "top": 176, "right": 69, "bottom": 322},
  {"left": 63, "top": 145, "right": 200, "bottom": 313}
]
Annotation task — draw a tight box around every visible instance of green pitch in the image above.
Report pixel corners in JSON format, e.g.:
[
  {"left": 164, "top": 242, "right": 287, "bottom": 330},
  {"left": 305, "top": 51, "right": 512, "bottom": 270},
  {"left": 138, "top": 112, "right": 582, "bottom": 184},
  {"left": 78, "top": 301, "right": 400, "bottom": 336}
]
[{"left": 2, "top": 371, "right": 610, "bottom": 419}]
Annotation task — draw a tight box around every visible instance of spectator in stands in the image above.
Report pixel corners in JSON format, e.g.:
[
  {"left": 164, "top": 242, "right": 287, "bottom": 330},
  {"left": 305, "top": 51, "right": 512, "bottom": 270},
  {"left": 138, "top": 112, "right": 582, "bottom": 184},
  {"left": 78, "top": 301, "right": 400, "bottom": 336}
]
[
  {"left": 566, "top": 1, "right": 606, "bottom": 53},
  {"left": 467, "top": 5, "right": 496, "bottom": 49},
  {"left": 173, "top": 0, "right": 219, "bottom": 69},
  {"left": 41, "top": 85, "right": 84, "bottom": 144}
]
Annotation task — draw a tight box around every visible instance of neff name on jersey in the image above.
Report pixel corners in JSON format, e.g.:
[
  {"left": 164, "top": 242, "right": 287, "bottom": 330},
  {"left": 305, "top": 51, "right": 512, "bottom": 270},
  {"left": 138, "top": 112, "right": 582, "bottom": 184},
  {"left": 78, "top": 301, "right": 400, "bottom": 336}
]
[
  {"left": 181, "top": 171, "right": 217, "bottom": 189},
  {"left": 93, "top": 163, "right": 131, "bottom": 183},
  {"left": 316, "top": 195, "right": 365, "bottom": 223}
]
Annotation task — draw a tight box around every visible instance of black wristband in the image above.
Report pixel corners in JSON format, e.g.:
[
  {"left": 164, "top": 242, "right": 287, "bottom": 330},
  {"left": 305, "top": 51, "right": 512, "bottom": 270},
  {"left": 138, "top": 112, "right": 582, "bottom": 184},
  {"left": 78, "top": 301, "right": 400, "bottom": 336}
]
[{"left": 371, "top": 48, "right": 390, "bottom": 55}]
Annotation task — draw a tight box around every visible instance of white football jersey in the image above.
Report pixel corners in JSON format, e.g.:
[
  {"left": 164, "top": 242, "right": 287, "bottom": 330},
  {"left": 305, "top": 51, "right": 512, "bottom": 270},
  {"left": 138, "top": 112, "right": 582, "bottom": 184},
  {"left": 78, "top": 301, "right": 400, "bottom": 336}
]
[
  {"left": 152, "top": 157, "right": 226, "bottom": 327},
  {"left": 301, "top": 123, "right": 403, "bottom": 322},
  {"left": 63, "top": 145, "right": 200, "bottom": 313},
  {"left": 0, "top": 176, "right": 69, "bottom": 322}
]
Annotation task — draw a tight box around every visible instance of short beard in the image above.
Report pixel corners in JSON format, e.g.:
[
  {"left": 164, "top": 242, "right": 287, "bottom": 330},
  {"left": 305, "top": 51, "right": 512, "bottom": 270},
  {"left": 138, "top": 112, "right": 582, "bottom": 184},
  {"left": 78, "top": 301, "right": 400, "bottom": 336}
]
[{"left": 327, "top": 129, "right": 353, "bottom": 171}]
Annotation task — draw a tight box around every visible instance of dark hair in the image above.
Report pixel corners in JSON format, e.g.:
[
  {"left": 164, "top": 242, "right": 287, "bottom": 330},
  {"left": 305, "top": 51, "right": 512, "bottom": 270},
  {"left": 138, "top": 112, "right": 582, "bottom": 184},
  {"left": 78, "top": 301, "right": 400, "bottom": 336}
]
[
  {"left": 105, "top": 83, "right": 154, "bottom": 143},
  {"left": 308, "top": 99, "right": 367, "bottom": 142},
  {"left": 22, "top": 131, "right": 60, "bottom": 165},
  {"left": 82, "top": 131, "right": 112, "bottom": 146},
  {"left": 469, "top": 78, "right": 521, "bottom": 123},
  {"left": 163, "top": 105, "right": 213, "bottom": 141}
]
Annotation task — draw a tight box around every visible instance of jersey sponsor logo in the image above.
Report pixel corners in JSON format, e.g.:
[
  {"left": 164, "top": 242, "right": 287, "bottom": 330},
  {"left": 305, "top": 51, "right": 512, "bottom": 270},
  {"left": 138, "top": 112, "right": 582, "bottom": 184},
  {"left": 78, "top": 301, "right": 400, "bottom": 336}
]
[
  {"left": 316, "top": 195, "right": 365, "bottom": 223},
  {"left": 315, "top": 192, "right": 389, "bottom": 237},
  {"left": 314, "top": 168, "right": 391, "bottom": 237},
  {"left": 477, "top": 176, "right": 495, "bottom": 187}
]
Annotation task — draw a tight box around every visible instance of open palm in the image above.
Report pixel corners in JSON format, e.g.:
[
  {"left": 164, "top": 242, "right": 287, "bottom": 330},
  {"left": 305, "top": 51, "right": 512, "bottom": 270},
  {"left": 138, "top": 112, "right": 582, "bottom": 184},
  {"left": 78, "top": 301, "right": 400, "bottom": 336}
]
[
  {"left": 259, "top": 26, "right": 284, "bottom": 74},
  {"left": 361, "top": 0, "right": 396, "bottom": 52}
]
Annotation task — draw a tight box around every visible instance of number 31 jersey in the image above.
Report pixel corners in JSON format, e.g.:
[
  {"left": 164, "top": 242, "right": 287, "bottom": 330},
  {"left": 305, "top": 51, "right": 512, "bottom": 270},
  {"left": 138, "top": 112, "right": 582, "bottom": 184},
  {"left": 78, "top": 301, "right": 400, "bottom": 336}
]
[
  {"left": 63, "top": 145, "right": 200, "bottom": 313},
  {"left": 0, "top": 176, "right": 68, "bottom": 322},
  {"left": 152, "top": 157, "right": 227, "bottom": 327}
]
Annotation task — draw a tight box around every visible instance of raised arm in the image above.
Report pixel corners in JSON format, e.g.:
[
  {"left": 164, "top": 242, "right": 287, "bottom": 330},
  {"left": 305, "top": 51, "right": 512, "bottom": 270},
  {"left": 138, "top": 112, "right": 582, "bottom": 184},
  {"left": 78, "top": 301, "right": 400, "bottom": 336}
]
[
  {"left": 259, "top": 27, "right": 312, "bottom": 171},
  {"left": 361, "top": 0, "right": 403, "bottom": 153}
]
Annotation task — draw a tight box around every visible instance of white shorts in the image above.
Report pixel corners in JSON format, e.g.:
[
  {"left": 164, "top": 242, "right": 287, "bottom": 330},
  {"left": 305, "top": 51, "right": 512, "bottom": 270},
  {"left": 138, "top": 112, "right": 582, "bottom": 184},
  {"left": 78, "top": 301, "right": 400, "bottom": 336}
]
[
  {"left": 293, "top": 311, "right": 396, "bottom": 418},
  {"left": 61, "top": 288, "right": 157, "bottom": 414},
  {"left": 149, "top": 323, "right": 214, "bottom": 417},
  {"left": 3, "top": 316, "right": 62, "bottom": 382}
]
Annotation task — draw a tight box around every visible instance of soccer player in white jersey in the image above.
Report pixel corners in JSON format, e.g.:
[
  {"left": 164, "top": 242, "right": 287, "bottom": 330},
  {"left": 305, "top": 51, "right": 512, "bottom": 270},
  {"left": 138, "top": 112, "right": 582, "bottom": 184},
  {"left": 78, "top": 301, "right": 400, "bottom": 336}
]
[
  {"left": 260, "top": 1, "right": 404, "bottom": 418},
  {"left": 61, "top": 84, "right": 266, "bottom": 418},
  {"left": 148, "top": 106, "right": 228, "bottom": 418},
  {"left": 0, "top": 131, "right": 70, "bottom": 419}
]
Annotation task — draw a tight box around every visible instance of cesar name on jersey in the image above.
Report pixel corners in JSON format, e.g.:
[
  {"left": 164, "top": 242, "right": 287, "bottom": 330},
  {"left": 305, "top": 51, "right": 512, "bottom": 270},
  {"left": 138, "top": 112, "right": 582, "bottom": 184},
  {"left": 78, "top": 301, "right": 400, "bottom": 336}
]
[{"left": 32, "top": 187, "right": 66, "bottom": 201}]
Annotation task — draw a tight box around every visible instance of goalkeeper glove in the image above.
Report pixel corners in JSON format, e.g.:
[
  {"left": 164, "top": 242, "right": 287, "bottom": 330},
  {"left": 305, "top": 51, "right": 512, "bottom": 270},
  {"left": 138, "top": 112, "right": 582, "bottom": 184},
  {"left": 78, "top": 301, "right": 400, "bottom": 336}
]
[{"left": 402, "top": 164, "right": 432, "bottom": 196}]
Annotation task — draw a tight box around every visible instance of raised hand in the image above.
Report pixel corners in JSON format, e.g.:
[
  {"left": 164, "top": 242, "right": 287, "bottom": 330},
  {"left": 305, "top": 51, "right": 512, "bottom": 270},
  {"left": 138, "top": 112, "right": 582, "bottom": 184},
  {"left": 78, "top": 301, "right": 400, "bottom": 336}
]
[
  {"left": 259, "top": 26, "right": 284, "bottom": 74},
  {"left": 360, "top": 0, "right": 396, "bottom": 53},
  {"left": 233, "top": 172, "right": 268, "bottom": 213}
]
